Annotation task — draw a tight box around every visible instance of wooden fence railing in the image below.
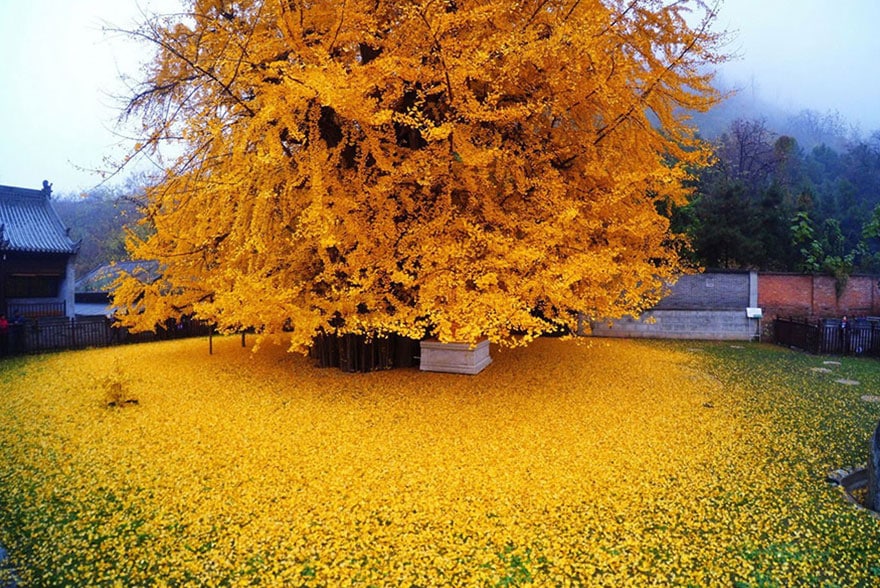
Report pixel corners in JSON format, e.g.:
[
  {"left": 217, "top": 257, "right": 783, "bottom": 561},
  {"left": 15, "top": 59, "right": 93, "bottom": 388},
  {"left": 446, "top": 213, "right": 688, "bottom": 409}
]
[
  {"left": 1, "top": 319, "right": 421, "bottom": 370},
  {"left": 310, "top": 332, "right": 421, "bottom": 372},
  {"left": 1, "top": 316, "right": 213, "bottom": 357},
  {"left": 774, "top": 317, "right": 880, "bottom": 356},
  {"left": 7, "top": 301, "right": 66, "bottom": 319}
]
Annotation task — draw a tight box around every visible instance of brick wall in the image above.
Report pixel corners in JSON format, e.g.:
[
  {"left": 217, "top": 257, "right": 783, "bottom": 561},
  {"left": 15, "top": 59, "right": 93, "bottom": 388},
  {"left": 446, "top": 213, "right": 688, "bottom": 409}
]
[
  {"left": 590, "top": 271, "right": 880, "bottom": 342},
  {"left": 758, "top": 273, "right": 880, "bottom": 321}
]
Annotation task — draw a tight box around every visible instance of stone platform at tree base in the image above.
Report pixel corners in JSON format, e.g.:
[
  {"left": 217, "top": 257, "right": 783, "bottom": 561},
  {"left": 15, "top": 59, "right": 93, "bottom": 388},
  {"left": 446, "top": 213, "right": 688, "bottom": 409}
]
[{"left": 419, "top": 339, "right": 492, "bottom": 375}]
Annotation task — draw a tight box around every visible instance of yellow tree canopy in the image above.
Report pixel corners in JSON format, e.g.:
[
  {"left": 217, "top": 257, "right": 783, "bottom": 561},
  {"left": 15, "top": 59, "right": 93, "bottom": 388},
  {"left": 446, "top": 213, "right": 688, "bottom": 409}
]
[{"left": 113, "top": 0, "right": 725, "bottom": 351}]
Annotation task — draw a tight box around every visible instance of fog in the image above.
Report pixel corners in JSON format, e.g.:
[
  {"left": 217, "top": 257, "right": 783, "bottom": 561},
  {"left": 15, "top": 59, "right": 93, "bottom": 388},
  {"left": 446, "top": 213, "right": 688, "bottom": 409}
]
[
  {"left": 716, "top": 0, "right": 880, "bottom": 133},
  {"left": 0, "top": 0, "right": 878, "bottom": 191}
]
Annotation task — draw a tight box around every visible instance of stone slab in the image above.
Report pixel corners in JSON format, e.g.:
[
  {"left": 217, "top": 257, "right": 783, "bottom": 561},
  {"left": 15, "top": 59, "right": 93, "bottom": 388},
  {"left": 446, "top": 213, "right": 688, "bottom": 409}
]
[{"left": 835, "top": 378, "right": 860, "bottom": 386}]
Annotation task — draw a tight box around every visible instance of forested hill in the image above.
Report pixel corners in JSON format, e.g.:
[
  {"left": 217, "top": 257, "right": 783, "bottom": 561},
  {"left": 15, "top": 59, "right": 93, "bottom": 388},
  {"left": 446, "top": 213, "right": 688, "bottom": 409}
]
[
  {"left": 690, "top": 80, "right": 863, "bottom": 152},
  {"left": 678, "top": 93, "right": 880, "bottom": 275},
  {"left": 53, "top": 185, "right": 145, "bottom": 279}
]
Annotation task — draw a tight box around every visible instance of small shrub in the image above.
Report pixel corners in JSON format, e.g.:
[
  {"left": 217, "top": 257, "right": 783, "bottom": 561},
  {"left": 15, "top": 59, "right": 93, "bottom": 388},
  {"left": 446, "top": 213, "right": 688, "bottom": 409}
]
[{"left": 101, "top": 362, "right": 138, "bottom": 408}]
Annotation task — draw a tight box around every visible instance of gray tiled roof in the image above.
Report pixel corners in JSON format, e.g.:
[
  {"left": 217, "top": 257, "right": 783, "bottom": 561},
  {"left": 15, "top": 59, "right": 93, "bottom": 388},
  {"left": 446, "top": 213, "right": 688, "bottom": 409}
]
[
  {"left": 76, "top": 260, "right": 160, "bottom": 292},
  {"left": 0, "top": 184, "right": 79, "bottom": 254}
]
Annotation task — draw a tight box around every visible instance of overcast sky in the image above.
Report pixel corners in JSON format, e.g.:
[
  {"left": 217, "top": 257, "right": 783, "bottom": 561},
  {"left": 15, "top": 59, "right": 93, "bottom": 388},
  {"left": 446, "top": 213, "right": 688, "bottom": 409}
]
[
  {"left": 1, "top": 1, "right": 879, "bottom": 193},
  {"left": 717, "top": 0, "right": 880, "bottom": 130}
]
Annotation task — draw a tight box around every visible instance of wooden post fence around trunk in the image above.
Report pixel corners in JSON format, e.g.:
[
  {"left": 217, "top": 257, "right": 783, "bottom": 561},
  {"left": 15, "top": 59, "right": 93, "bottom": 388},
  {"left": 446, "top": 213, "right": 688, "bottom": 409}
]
[{"left": 869, "top": 421, "right": 880, "bottom": 513}]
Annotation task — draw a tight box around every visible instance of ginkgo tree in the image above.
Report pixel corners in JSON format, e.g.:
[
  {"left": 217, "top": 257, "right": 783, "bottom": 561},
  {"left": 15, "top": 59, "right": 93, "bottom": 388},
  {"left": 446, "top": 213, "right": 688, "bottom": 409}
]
[{"left": 113, "top": 0, "right": 726, "bottom": 350}]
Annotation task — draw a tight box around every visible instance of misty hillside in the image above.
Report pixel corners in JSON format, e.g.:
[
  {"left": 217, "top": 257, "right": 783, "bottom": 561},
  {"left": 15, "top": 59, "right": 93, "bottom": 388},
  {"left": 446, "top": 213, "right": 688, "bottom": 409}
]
[
  {"left": 53, "top": 187, "right": 145, "bottom": 279},
  {"left": 691, "top": 77, "right": 874, "bottom": 151}
]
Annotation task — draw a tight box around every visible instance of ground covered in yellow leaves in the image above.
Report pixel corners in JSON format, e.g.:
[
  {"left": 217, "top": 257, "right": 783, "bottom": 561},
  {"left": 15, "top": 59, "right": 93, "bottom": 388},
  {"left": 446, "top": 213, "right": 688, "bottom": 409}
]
[{"left": 1, "top": 337, "right": 879, "bottom": 586}]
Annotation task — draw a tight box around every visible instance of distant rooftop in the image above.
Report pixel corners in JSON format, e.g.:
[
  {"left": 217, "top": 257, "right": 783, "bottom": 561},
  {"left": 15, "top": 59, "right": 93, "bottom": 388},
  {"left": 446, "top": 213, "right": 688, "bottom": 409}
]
[
  {"left": 0, "top": 182, "right": 79, "bottom": 254},
  {"left": 76, "top": 260, "right": 160, "bottom": 293}
]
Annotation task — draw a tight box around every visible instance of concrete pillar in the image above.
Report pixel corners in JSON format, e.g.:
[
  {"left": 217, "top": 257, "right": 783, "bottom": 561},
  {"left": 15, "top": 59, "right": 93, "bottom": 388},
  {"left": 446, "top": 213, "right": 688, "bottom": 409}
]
[
  {"left": 63, "top": 256, "right": 76, "bottom": 317},
  {"left": 749, "top": 271, "right": 759, "bottom": 308}
]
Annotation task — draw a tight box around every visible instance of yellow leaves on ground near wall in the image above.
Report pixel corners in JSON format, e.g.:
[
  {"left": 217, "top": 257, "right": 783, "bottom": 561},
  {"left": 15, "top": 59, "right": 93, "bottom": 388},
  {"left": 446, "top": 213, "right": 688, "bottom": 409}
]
[{"left": 1, "top": 338, "right": 880, "bottom": 585}]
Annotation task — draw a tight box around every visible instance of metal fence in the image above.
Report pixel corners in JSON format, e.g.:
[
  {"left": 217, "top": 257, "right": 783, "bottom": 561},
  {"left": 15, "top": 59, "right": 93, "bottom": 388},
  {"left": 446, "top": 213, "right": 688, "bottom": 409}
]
[
  {"left": 774, "top": 317, "right": 880, "bottom": 356},
  {"left": 1, "top": 316, "right": 213, "bottom": 357}
]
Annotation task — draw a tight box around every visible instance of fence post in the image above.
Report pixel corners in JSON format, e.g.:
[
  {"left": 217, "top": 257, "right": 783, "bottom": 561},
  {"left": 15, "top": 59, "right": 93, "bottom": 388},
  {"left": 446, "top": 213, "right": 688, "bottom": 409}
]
[{"left": 874, "top": 322, "right": 880, "bottom": 357}]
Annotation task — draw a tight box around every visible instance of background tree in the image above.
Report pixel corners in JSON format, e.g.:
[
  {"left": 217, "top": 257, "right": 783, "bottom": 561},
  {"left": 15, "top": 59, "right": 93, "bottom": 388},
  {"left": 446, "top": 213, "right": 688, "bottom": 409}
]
[
  {"left": 54, "top": 180, "right": 146, "bottom": 277},
  {"left": 714, "top": 118, "right": 780, "bottom": 194},
  {"left": 786, "top": 136, "right": 880, "bottom": 273},
  {"left": 676, "top": 119, "right": 801, "bottom": 269},
  {"left": 113, "top": 0, "right": 725, "bottom": 350},
  {"left": 674, "top": 111, "right": 880, "bottom": 284},
  {"left": 684, "top": 183, "right": 760, "bottom": 268}
]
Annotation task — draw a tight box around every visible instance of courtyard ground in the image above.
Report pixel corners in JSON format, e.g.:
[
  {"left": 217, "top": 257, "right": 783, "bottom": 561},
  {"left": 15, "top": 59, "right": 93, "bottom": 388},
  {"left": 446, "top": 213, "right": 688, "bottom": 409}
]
[{"left": 0, "top": 336, "right": 878, "bottom": 585}]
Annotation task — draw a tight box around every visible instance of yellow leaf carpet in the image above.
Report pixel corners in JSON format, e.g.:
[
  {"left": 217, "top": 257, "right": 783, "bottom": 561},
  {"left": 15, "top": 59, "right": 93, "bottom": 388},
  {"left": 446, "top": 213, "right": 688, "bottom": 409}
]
[{"left": 0, "top": 337, "right": 879, "bottom": 585}]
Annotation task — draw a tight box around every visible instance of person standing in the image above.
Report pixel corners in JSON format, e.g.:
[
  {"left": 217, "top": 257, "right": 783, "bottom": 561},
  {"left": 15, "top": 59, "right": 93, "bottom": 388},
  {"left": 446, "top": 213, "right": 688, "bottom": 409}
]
[
  {"left": 0, "top": 314, "right": 9, "bottom": 356},
  {"left": 10, "top": 311, "right": 24, "bottom": 354}
]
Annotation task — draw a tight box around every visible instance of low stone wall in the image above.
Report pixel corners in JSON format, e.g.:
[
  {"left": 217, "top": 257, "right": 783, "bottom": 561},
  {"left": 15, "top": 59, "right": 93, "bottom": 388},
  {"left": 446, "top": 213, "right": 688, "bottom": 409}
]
[
  {"left": 590, "top": 309, "right": 759, "bottom": 341},
  {"left": 654, "top": 272, "right": 751, "bottom": 310},
  {"left": 589, "top": 271, "right": 759, "bottom": 341},
  {"left": 589, "top": 271, "right": 880, "bottom": 343}
]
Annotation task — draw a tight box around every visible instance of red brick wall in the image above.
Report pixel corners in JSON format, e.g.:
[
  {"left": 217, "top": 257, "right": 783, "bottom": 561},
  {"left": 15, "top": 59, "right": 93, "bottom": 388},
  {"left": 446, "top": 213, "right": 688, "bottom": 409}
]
[{"left": 759, "top": 273, "right": 880, "bottom": 321}]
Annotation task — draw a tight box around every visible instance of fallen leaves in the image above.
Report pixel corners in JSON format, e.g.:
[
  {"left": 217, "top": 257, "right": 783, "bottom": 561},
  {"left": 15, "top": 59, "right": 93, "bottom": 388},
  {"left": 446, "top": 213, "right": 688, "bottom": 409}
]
[{"left": 0, "top": 337, "right": 878, "bottom": 585}]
